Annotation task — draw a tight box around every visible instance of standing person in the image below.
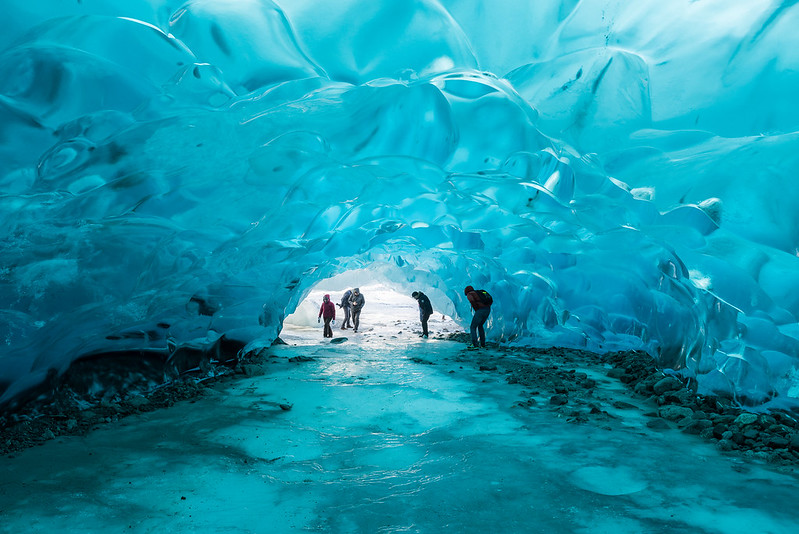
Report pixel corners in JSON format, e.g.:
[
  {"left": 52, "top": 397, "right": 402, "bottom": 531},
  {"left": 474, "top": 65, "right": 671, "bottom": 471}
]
[
  {"left": 412, "top": 291, "right": 434, "bottom": 338},
  {"left": 349, "top": 287, "right": 365, "bottom": 333},
  {"left": 337, "top": 289, "right": 352, "bottom": 329},
  {"left": 464, "top": 285, "right": 491, "bottom": 349},
  {"left": 318, "top": 294, "right": 336, "bottom": 338}
]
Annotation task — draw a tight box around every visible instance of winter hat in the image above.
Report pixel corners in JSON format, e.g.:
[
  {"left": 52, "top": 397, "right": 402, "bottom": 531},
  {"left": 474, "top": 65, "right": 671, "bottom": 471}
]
[
  {"left": 464, "top": 285, "right": 475, "bottom": 295},
  {"left": 412, "top": 291, "right": 419, "bottom": 299},
  {"left": 324, "top": 294, "right": 330, "bottom": 301},
  {"left": 354, "top": 288, "right": 360, "bottom": 293}
]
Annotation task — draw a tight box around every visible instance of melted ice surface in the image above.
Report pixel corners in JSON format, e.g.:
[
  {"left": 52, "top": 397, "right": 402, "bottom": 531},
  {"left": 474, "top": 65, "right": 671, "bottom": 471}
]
[{"left": 2, "top": 0, "right": 799, "bottom": 409}]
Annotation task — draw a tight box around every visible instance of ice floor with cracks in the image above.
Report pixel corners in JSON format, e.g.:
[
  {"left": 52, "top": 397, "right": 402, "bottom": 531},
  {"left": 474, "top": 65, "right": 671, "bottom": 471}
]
[{"left": 2, "top": 287, "right": 799, "bottom": 533}]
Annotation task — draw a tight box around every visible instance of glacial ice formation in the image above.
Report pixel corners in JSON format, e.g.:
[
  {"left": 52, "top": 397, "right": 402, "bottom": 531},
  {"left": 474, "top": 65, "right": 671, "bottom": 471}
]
[{"left": 2, "top": 0, "right": 799, "bottom": 411}]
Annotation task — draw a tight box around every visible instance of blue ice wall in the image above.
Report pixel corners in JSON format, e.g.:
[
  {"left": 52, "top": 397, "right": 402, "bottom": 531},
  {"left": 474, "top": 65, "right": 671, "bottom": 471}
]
[{"left": 2, "top": 0, "right": 799, "bottom": 410}]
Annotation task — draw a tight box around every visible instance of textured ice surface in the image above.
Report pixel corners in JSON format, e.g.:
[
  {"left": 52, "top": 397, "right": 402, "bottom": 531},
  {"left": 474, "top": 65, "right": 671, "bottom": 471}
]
[{"left": 2, "top": 0, "right": 799, "bottom": 410}]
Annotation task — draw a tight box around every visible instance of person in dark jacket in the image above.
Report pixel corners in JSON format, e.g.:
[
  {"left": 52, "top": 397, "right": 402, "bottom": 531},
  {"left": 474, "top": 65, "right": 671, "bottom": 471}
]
[
  {"left": 348, "top": 287, "right": 365, "bottom": 333},
  {"left": 412, "top": 291, "right": 434, "bottom": 338},
  {"left": 318, "top": 294, "right": 336, "bottom": 338},
  {"left": 464, "top": 285, "right": 490, "bottom": 348},
  {"left": 337, "top": 289, "right": 353, "bottom": 329}
]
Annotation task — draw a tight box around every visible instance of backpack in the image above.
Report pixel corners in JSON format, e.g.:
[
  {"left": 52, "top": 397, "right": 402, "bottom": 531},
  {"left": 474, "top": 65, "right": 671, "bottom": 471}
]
[{"left": 476, "top": 289, "right": 493, "bottom": 306}]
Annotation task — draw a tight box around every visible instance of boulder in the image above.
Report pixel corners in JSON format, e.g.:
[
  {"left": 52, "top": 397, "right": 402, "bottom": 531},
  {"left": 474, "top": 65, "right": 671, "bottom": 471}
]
[
  {"left": 767, "top": 436, "right": 789, "bottom": 449},
  {"left": 658, "top": 405, "right": 694, "bottom": 421},
  {"left": 734, "top": 413, "right": 759, "bottom": 426},
  {"left": 242, "top": 364, "right": 265, "bottom": 377},
  {"left": 653, "top": 376, "right": 683, "bottom": 395},
  {"left": 682, "top": 419, "right": 713, "bottom": 435}
]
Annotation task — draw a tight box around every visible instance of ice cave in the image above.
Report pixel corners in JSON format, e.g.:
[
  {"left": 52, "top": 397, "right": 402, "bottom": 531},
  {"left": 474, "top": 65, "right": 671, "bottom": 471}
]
[{"left": 2, "top": 1, "right": 799, "bottom": 531}]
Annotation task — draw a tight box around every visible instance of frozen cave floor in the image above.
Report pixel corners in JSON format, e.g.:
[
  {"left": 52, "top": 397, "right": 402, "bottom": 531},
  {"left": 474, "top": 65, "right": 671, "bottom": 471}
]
[{"left": 2, "top": 313, "right": 799, "bottom": 532}]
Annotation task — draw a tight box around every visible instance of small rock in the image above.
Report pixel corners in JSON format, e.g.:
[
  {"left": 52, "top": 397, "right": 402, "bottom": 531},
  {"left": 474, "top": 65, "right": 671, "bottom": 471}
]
[
  {"left": 699, "top": 428, "right": 715, "bottom": 439},
  {"left": 549, "top": 394, "right": 568, "bottom": 406},
  {"left": 42, "top": 429, "right": 56, "bottom": 441},
  {"left": 606, "top": 368, "right": 627, "bottom": 379},
  {"left": 682, "top": 419, "right": 713, "bottom": 435},
  {"left": 743, "top": 429, "right": 760, "bottom": 440},
  {"left": 675, "top": 416, "right": 693, "bottom": 428},
  {"left": 653, "top": 377, "right": 683, "bottom": 395},
  {"left": 734, "top": 413, "right": 759, "bottom": 426},
  {"left": 79, "top": 410, "right": 97, "bottom": 421},
  {"left": 658, "top": 405, "right": 694, "bottom": 422},
  {"left": 479, "top": 365, "right": 498, "bottom": 371},
  {"left": 767, "top": 436, "right": 789, "bottom": 449},
  {"left": 646, "top": 419, "right": 671, "bottom": 430},
  {"left": 127, "top": 396, "right": 150, "bottom": 408},
  {"left": 278, "top": 403, "right": 293, "bottom": 411},
  {"left": 612, "top": 401, "right": 637, "bottom": 410},
  {"left": 242, "top": 364, "right": 265, "bottom": 377},
  {"left": 712, "top": 424, "right": 728, "bottom": 438}
]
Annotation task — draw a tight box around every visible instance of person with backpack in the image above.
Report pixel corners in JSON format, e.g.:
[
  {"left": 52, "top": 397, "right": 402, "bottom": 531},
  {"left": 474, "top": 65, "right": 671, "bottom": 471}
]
[
  {"left": 464, "top": 285, "right": 492, "bottom": 349},
  {"left": 348, "top": 287, "right": 365, "bottom": 333},
  {"left": 337, "top": 289, "right": 353, "bottom": 329},
  {"left": 412, "top": 291, "right": 434, "bottom": 338},
  {"left": 318, "top": 294, "right": 336, "bottom": 338}
]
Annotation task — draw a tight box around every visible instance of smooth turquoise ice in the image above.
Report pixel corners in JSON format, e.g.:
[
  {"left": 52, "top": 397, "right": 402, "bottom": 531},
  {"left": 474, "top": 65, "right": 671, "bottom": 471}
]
[{"left": 2, "top": 0, "right": 799, "bottom": 410}]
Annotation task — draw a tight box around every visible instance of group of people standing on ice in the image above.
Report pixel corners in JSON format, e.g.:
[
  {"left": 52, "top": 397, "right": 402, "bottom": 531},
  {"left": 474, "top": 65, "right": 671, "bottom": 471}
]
[
  {"left": 318, "top": 284, "right": 492, "bottom": 349},
  {"left": 317, "top": 287, "right": 365, "bottom": 337}
]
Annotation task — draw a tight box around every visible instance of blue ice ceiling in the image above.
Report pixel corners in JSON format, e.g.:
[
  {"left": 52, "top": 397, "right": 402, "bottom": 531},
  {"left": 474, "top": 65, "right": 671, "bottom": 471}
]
[{"left": 2, "top": 0, "right": 799, "bottom": 411}]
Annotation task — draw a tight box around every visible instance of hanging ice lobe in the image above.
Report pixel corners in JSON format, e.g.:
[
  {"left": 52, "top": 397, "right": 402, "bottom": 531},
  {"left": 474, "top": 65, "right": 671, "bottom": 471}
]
[{"left": 2, "top": 0, "right": 799, "bottom": 413}]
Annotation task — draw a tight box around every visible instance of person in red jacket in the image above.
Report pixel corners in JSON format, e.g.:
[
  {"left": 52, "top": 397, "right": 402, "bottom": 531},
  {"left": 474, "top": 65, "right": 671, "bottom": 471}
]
[
  {"left": 318, "top": 294, "right": 336, "bottom": 338},
  {"left": 464, "top": 285, "right": 490, "bottom": 349}
]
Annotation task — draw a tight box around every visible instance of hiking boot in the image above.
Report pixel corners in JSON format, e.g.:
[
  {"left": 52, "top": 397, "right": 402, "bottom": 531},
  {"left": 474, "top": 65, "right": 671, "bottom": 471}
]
[{"left": 466, "top": 344, "right": 478, "bottom": 350}]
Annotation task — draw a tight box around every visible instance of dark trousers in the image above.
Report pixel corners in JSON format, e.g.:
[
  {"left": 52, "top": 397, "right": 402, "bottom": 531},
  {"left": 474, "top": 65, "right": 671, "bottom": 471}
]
[
  {"left": 420, "top": 312, "right": 431, "bottom": 336},
  {"left": 470, "top": 308, "right": 490, "bottom": 347},
  {"left": 341, "top": 306, "right": 351, "bottom": 328},
  {"left": 323, "top": 317, "right": 333, "bottom": 338},
  {"left": 352, "top": 308, "right": 361, "bottom": 332}
]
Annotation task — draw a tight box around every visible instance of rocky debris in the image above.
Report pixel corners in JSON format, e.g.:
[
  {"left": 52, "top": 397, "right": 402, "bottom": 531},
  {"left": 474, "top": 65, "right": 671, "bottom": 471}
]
[
  {"left": 443, "top": 332, "right": 471, "bottom": 344},
  {"left": 0, "top": 379, "right": 209, "bottom": 456},
  {"left": 241, "top": 364, "right": 266, "bottom": 377},
  {"left": 453, "top": 342, "right": 799, "bottom": 468},
  {"left": 602, "top": 350, "right": 799, "bottom": 466},
  {"left": 0, "top": 346, "right": 302, "bottom": 457},
  {"left": 288, "top": 355, "right": 315, "bottom": 363}
]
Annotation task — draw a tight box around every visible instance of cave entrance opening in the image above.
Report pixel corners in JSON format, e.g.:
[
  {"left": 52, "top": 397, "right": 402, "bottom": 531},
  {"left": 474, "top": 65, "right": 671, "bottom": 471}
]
[{"left": 281, "top": 269, "right": 461, "bottom": 345}]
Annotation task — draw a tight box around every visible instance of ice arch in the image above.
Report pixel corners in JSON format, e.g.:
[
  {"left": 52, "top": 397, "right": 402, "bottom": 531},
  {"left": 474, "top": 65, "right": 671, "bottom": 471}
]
[{"left": 3, "top": 0, "right": 799, "bottom": 413}]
